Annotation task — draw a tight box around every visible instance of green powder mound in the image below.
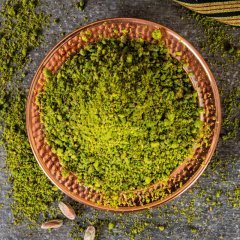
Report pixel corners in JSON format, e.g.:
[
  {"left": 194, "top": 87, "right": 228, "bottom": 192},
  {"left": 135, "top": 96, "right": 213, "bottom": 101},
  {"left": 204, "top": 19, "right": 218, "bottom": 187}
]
[
  {"left": 37, "top": 38, "right": 203, "bottom": 204},
  {"left": 0, "top": 0, "right": 62, "bottom": 224}
]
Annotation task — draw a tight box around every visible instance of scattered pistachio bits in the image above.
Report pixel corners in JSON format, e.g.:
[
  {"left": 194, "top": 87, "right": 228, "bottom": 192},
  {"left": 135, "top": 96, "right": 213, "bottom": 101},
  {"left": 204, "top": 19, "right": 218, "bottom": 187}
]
[{"left": 37, "top": 36, "right": 203, "bottom": 206}]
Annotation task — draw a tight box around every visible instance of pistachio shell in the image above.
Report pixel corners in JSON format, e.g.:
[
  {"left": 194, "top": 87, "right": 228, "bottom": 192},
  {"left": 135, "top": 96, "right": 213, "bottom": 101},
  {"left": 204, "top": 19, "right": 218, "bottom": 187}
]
[
  {"left": 84, "top": 226, "right": 95, "bottom": 240},
  {"left": 41, "top": 219, "right": 63, "bottom": 229},
  {"left": 58, "top": 201, "right": 76, "bottom": 220}
]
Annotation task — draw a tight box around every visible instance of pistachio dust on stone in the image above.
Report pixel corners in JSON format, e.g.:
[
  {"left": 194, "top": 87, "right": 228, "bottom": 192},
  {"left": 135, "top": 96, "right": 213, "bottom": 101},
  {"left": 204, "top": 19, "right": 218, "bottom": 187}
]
[{"left": 0, "top": 0, "right": 62, "bottom": 225}]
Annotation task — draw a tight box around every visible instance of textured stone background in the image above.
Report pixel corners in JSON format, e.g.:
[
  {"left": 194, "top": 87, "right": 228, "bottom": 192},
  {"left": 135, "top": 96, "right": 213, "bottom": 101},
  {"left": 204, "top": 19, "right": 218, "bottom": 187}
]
[{"left": 0, "top": 0, "right": 239, "bottom": 239}]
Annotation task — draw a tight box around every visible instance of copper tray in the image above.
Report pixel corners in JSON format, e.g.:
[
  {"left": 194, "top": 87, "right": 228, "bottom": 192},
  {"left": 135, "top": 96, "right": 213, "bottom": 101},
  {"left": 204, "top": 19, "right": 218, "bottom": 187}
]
[{"left": 26, "top": 18, "right": 221, "bottom": 212}]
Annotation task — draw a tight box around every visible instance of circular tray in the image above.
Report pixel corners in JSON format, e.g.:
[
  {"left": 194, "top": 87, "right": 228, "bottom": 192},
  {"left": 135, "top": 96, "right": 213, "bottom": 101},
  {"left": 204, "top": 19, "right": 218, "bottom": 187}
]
[{"left": 26, "top": 18, "right": 221, "bottom": 212}]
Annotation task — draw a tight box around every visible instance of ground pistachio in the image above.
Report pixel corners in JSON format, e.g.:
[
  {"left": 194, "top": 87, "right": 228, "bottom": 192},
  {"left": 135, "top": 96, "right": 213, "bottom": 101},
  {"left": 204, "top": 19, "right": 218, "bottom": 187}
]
[
  {"left": 0, "top": 0, "right": 62, "bottom": 225},
  {"left": 1, "top": 1, "right": 236, "bottom": 238},
  {"left": 159, "top": 225, "right": 165, "bottom": 231},
  {"left": 108, "top": 222, "right": 115, "bottom": 231},
  {"left": 76, "top": 0, "right": 86, "bottom": 11},
  {"left": 37, "top": 36, "right": 204, "bottom": 207}
]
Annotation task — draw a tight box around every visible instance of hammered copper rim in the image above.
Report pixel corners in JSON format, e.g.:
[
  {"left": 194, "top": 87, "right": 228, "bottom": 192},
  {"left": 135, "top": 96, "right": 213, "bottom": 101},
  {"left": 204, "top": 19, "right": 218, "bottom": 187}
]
[{"left": 26, "top": 18, "right": 221, "bottom": 212}]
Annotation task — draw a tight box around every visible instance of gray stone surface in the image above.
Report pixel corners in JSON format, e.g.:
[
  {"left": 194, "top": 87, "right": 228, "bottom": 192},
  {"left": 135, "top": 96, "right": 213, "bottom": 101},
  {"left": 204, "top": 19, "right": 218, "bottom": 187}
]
[{"left": 0, "top": 0, "right": 239, "bottom": 239}]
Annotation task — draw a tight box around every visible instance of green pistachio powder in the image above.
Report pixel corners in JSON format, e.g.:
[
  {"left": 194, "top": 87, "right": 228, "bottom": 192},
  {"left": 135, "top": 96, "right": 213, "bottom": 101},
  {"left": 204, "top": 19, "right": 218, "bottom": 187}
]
[
  {"left": 37, "top": 36, "right": 202, "bottom": 205},
  {"left": 0, "top": 0, "right": 62, "bottom": 224},
  {"left": 0, "top": 0, "right": 239, "bottom": 238}
]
